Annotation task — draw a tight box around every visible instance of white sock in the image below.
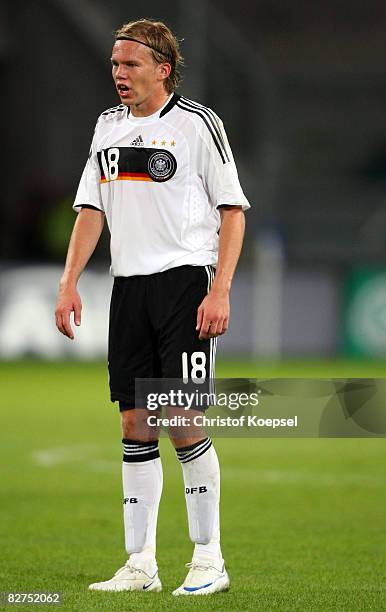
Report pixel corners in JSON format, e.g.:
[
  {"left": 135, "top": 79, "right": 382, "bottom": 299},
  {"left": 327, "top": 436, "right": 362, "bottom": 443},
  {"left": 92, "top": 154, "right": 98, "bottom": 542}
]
[
  {"left": 122, "top": 439, "right": 163, "bottom": 576},
  {"left": 176, "top": 438, "right": 222, "bottom": 565}
]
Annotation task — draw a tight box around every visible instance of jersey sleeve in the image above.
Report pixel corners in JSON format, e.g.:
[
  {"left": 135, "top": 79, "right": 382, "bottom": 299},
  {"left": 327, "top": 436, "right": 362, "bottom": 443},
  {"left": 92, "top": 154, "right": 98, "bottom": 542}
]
[
  {"left": 73, "top": 120, "right": 104, "bottom": 213},
  {"left": 198, "top": 113, "right": 250, "bottom": 211}
]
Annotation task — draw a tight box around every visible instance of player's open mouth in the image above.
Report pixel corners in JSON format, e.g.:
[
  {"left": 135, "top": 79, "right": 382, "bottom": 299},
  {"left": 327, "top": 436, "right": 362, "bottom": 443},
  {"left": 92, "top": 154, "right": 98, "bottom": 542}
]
[{"left": 117, "top": 84, "right": 131, "bottom": 97}]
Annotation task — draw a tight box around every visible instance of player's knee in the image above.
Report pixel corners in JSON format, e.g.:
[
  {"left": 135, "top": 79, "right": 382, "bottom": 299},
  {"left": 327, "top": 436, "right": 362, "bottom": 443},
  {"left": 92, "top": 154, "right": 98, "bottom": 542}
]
[
  {"left": 121, "top": 410, "right": 140, "bottom": 438},
  {"left": 121, "top": 408, "right": 159, "bottom": 441}
]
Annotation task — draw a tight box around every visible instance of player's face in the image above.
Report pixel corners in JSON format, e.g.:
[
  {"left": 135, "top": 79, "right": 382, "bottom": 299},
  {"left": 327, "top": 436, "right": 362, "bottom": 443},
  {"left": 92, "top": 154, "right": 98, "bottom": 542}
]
[{"left": 111, "top": 40, "right": 167, "bottom": 107}]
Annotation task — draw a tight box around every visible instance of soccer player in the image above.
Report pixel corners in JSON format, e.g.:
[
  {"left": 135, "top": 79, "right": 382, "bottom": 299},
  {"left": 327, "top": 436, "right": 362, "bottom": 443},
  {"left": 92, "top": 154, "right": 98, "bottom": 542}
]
[{"left": 55, "top": 18, "right": 249, "bottom": 596}]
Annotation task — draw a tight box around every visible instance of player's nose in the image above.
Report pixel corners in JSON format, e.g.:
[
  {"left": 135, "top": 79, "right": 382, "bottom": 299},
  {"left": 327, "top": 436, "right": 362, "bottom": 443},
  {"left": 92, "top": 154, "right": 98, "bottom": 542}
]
[{"left": 115, "top": 65, "right": 128, "bottom": 80}]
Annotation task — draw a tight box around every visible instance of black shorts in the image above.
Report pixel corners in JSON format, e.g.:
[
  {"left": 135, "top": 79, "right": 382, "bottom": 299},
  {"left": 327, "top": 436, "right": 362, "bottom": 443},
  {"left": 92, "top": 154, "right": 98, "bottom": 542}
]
[{"left": 108, "top": 265, "right": 217, "bottom": 410}]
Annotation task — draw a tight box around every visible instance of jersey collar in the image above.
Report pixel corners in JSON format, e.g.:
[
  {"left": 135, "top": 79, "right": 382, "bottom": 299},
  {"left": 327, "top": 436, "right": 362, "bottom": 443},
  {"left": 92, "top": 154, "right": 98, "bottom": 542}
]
[{"left": 126, "top": 92, "right": 181, "bottom": 122}]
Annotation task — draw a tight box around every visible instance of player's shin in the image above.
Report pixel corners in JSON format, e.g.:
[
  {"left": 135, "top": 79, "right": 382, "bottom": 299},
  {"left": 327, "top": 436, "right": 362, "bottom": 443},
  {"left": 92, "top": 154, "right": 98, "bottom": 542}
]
[
  {"left": 176, "top": 438, "right": 222, "bottom": 563},
  {"left": 122, "top": 439, "right": 163, "bottom": 575}
]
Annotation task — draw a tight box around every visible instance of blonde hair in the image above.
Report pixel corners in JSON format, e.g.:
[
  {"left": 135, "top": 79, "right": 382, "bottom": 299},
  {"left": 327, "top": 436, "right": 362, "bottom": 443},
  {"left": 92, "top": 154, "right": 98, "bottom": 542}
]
[{"left": 115, "top": 19, "right": 184, "bottom": 94}]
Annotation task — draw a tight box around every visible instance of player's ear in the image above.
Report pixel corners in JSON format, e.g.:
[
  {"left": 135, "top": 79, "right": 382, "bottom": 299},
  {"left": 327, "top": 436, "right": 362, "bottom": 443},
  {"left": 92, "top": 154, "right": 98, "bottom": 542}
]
[{"left": 158, "top": 62, "right": 171, "bottom": 82}]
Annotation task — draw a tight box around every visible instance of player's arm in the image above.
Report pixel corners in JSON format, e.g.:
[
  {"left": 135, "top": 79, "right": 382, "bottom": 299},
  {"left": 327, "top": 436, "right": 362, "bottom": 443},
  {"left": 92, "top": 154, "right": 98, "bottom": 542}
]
[
  {"left": 55, "top": 208, "right": 105, "bottom": 339},
  {"left": 196, "top": 110, "right": 249, "bottom": 340},
  {"left": 196, "top": 205, "right": 245, "bottom": 340}
]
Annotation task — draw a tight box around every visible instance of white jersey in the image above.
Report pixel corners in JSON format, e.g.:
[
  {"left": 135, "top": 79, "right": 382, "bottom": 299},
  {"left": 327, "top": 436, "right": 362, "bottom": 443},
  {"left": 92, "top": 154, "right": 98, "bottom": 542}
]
[{"left": 73, "top": 93, "right": 250, "bottom": 277}]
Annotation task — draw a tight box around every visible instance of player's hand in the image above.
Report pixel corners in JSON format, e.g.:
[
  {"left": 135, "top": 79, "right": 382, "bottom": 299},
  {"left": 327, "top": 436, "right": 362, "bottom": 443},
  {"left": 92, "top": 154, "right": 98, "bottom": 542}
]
[
  {"left": 55, "top": 284, "right": 82, "bottom": 340},
  {"left": 196, "top": 289, "right": 230, "bottom": 340}
]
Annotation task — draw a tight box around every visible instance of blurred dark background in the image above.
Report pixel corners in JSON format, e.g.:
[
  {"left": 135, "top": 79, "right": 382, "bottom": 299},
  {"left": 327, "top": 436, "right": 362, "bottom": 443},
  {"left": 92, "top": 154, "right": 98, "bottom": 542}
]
[
  {"left": 1, "top": 0, "right": 385, "bottom": 264},
  {"left": 0, "top": 0, "right": 385, "bottom": 358}
]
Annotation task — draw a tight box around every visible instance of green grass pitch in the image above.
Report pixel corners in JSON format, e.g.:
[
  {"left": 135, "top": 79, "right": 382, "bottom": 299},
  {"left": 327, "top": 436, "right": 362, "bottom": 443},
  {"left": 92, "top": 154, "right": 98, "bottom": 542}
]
[{"left": 0, "top": 359, "right": 385, "bottom": 611}]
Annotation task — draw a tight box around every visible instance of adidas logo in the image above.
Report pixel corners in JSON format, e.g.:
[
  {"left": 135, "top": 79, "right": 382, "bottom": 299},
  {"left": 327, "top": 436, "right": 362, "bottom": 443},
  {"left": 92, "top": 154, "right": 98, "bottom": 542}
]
[{"left": 130, "top": 135, "right": 144, "bottom": 146}]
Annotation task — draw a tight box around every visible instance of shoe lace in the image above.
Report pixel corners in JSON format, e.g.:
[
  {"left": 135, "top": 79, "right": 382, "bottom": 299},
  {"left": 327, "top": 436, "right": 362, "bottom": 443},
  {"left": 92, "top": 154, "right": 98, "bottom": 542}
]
[
  {"left": 185, "top": 561, "right": 215, "bottom": 572},
  {"left": 114, "top": 562, "right": 145, "bottom": 577}
]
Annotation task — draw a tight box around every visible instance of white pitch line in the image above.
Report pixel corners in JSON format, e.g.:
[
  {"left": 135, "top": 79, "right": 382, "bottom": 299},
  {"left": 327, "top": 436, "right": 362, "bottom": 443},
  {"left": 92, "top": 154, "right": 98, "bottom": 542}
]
[
  {"left": 90, "top": 459, "right": 117, "bottom": 473},
  {"left": 223, "top": 467, "right": 386, "bottom": 487},
  {"left": 31, "top": 444, "right": 103, "bottom": 467}
]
